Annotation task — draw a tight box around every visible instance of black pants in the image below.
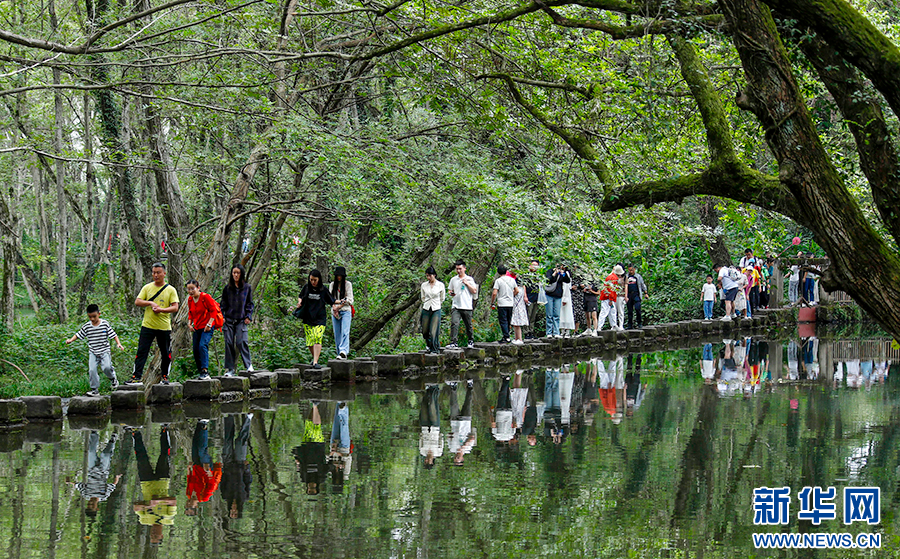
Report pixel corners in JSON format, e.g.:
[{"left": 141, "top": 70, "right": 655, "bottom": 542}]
[
  {"left": 419, "top": 385, "right": 441, "bottom": 427},
  {"left": 133, "top": 326, "right": 172, "bottom": 379},
  {"left": 626, "top": 298, "right": 643, "bottom": 329},
  {"left": 449, "top": 384, "right": 474, "bottom": 419},
  {"left": 497, "top": 375, "right": 512, "bottom": 410},
  {"left": 497, "top": 306, "right": 513, "bottom": 340},
  {"left": 134, "top": 430, "right": 171, "bottom": 482}
]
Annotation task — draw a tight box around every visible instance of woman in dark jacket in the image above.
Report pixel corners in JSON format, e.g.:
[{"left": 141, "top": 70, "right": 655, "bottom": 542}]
[
  {"left": 221, "top": 264, "right": 254, "bottom": 376},
  {"left": 295, "top": 269, "right": 335, "bottom": 368}
]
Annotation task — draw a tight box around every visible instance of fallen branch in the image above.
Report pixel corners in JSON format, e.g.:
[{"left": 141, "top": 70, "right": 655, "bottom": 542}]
[{"left": 0, "top": 358, "right": 30, "bottom": 382}]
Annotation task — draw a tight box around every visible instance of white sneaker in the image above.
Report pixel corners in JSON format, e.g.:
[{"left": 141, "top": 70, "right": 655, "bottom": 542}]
[
  {"left": 110, "top": 377, "right": 119, "bottom": 390},
  {"left": 720, "top": 315, "right": 732, "bottom": 321},
  {"left": 247, "top": 365, "right": 255, "bottom": 373},
  {"left": 592, "top": 330, "right": 598, "bottom": 337},
  {"left": 512, "top": 339, "right": 524, "bottom": 345},
  {"left": 224, "top": 369, "right": 235, "bottom": 377}
]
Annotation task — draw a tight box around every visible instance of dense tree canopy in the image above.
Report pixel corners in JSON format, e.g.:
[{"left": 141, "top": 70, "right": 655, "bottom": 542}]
[{"left": 0, "top": 0, "right": 898, "bottom": 367}]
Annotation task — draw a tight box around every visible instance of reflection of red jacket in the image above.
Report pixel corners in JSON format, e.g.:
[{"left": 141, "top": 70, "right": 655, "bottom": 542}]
[
  {"left": 599, "top": 388, "right": 617, "bottom": 418},
  {"left": 186, "top": 463, "right": 222, "bottom": 502}
]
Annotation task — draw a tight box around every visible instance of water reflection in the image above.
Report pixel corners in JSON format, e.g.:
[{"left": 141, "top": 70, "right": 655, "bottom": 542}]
[{"left": 1, "top": 334, "right": 898, "bottom": 557}]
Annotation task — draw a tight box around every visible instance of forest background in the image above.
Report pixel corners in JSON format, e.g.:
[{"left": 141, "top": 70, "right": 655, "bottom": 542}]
[{"left": 0, "top": 0, "right": 896, "bottom": 396}]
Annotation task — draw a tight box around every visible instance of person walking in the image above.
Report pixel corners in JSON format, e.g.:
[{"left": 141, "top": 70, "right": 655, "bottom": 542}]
[
  {"left": 523, "top": 260, "right": 542, "bottom": 339},
  {"left": 788, "top": 255, "right": 801, "bottom": 304},
  {"left": 185, "top": 279, "right": 221, "bottom": 380},
  {"left": 329, "top": 266, "right": 354, "bottom": 359},
  {"left": 510, "top": 272, "right": 530, "bottom": 344},
  {"left": 624, "top": 264, "right": 649, "bottom": 329},
  {"left": 714, "top": 263, "right": 739, "bottom": 321},
  {"left": 615, "top": 264, "right": 627, "bottom": 331},
  {"left": 597, "top": 266, "right": 620, "bottom": 331},
  {"left": 419, "top": 384, "right": 443, "bottom": 468},
  {"left": 65, "top": 304, "right": 124, "bottom": 395},
  {"left": 490, "top": 265, "right": 517, "bottom": 343},
  {"left": 447, "top": 260, "right": 477, "bottom": 349},
  {"left": 221, "top": 265, "right": 254, "bottom": 377},
  {"left": 420, "top": 266, "right": 445, "bottom": 354},
  {"left": 130, "top": 263, "right": 179, "bottom": 385},
  {"left": 294, "top": 269, "right": 335, "bottom": 369},
  {"left": 544, "top": 264, "right": 570, "bottom": 337}
]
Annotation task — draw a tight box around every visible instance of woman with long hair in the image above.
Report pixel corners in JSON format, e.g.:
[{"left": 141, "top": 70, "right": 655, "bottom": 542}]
[
  {"left": 329, "top": 266, "right": 354, "bottom": 359},
  {"left": 295, "top": 269, "right": 335, "bottom": 368},
  {"left": 221, "top": 264, "right": 254, "bottom": 376}
]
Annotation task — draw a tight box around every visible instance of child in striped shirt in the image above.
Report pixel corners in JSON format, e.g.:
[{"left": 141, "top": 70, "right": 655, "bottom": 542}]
[{"left": 66, "top": 304, "right": 124, "bottom": 396}]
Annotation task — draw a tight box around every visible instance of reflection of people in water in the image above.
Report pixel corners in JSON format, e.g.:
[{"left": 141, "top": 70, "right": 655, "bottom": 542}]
[
  {"left": 293, "top": 403, "right": 328, "bottom": 494},
  {"left": 718, "top": 340, "right": 741, "bottom": 396},
  {"left": 130, "top": 427, "right": 177, "bottom": 546},
  {"left": 701, "top": 343, "right": 715, "bottom": 383},
  {"left": 800, "top": 336, "right": 819, "bottom": 380},
  {"left": 222, "top": 414, "right": 252, "bottom": 518},
  {"left": 625, "top": 354, "right": 644, "bottom": 418},
  {"left": 69, "top": 431, "right": 122, "bottom": 518},
  {"left": 787, "top": 340, "right": 799, "bottom": 380},
  {"left": 543, "top": 368, "right": 565, "bottom": 444},
  {"left": 186, "top": 419, "right": 221, "bottom": 516},
  {"left": 329, "top": 402, "right": 352, "bottom": 490},
  {"left": 447, "top": 380, "right": 476, "bottom": 465},
  {"left": 520, "top": 374, "right": 540, "bottom": 446},
  {"left": 492, "top": 375, "right": 516, "bottom": 443},
  {"left": 419, "top": 385, "right": 443, "bottom": 469}
]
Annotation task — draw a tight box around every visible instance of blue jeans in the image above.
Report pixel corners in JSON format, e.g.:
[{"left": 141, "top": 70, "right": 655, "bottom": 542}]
[
  {"left": 191, "top": 421, "right": 211, "bottom": 465},
  {"left": 421, "top": 309, "right": 442, "bottom": 352},
  {"left": 192, "top": 329, "right": 213, "bottom": 372},
  {"left": 545, "top": 296, "right": 561, "bottom": 336},
  {"left": 332, "top": 308, "right": 352, "bottom": 356},
  {"left": 804, "top": 278, "right": 816, "bottom": 303},
  {"left": 331, "top": 404, "right": 350, "bottom": 451},
  {"left": 703, "top": 300, "right": 714, "bottom": 319}
]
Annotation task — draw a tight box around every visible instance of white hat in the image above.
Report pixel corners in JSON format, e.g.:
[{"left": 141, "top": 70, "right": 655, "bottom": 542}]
[{"left": 612, "top": 265, "right": 625, "bottom": 275}]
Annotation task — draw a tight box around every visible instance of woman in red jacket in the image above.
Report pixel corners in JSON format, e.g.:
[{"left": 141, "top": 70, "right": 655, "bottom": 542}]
[{"left": 186, "top": 279, "right": 221, "bottom": 379}]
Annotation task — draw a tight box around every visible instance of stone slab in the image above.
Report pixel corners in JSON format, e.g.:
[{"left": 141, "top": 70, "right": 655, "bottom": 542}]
[
  {"left": 115, "top": 384, "right": 143, "bottom": 391},
  {"left": 462, "top": 347, "right": 486, "bottom": 361},
  {"left": 216, "top": 376, "right": 250, "bottom": 393},
  {"left": 148, "top": 383, "right": 183, "bottom": 405},
  {"left": 303, "top": 367, "right": 331, "bottom": 383},
  {"left": 110, "top": 409, "right": 148, "bottom": 427},
  {"left": 374, "top": 355, "right": 405, "bottom": 374},
  {"left": 353, "top": 360, "right": 379, "bottom": 377},
  {"left": 183, "top": 379, "right": 222, "bottom": 400},
  {"left": 219, "top": 391, "right": 245, "bottom": 403},
  {"left": 422, "top": 353, "right": 445, "bottom": 368},
  {"left": 221, "top": 399, "right": 249, "bottom": 415},
  {"left": 20, "top": 396, "right": 62, "bottom": 420},
  {"left": 249, "top": 388, "right": 272, "bottom": 400},
  {"left": 474, "top": 343, "right": 501, "bottom": 357},
  {"left": 276, "top": 370, "right": 302, "bottom": 390},
  {"left": 110, "top": 389, "right": 146, "bottom": 410},
  {"left": 328, "top": 360, "right": 356, "bottom": 382},
  {"left": 403, "top": 353, "right": 426, "bottom": 368},
  {"left": 249, "top": 373, "right": 277, "bottom": 390},
  {"left": 67, "top": 395, "right": 110, "bottom": 416},
  {"left": 0, "top": 399, "right": 26, "bottom": 424}
]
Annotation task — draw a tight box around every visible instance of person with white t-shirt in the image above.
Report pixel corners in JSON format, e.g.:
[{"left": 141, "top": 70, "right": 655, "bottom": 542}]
[
  {"left": 447, "top": 260, "right": 478, "bottom": 349},
  {"left": 700, "top": 275, "right": 717, "bottom": 319},
  {"left": 714, "top": 263, "right": 739, "bottom": 321},
  {"left": 788, "top": 259, "right": 801, "bottom": 304},
  {"left": 491, "top": 265, "right": 517, "bottom": 344}
]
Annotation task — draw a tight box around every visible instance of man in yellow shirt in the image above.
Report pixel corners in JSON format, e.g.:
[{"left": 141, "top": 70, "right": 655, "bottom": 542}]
[{"left": 130, "top": 263, "right": 180, "bottom": 384}]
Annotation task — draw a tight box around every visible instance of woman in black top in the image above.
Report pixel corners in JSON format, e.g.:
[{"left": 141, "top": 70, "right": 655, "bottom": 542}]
[{"left": 294, "top": 269, "right": 335, "bottom": 368}]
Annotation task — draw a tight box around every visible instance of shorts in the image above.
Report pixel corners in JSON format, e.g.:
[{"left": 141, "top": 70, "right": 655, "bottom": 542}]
[
  {"left": 303, "top": 324, "right": 325, "bottom": 346},
  {"left": 303, "top": 420, "right": 324, "bottom": 443},
  {"left": 583, "top": 298, "right": 598, "bottom": 314},
  {"left": 724, "top": 288, "right": 738, "bottom": 301}
]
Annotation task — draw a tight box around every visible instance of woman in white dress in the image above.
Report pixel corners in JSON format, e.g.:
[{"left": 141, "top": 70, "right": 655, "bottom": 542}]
[
  {"left": 559, "top": 281, "right": 575, "bottom": 336},
  {"left": 510, "top": 276, "right": 529, "bottom": 344}
]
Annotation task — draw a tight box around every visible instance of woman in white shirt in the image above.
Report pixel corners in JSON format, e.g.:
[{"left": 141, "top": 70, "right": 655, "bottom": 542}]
[
  {"left": 420, "top": 266, "right": 446, "bottom": 354},
  {"left": 329, "top": 266, "right": 354, "bottom": 359}
]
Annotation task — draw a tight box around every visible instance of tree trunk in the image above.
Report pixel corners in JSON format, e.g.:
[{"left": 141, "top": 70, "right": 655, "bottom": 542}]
[
  {"left": 248, "top": 211, "right": 288, "bottom": 291},
  {"left": 697, "top": 198, "right": 731, "bottom": 265},
  {"left": 50, "top": 0, "right": 68, "bottom": 323},
  {"left": 720, "top": 0, "right": 900, "bottom": 338}
]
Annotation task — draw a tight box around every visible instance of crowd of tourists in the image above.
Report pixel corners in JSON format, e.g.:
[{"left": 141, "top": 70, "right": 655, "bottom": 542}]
[{"left": 63, "top": 250, "right": 821, "bottom": 395}]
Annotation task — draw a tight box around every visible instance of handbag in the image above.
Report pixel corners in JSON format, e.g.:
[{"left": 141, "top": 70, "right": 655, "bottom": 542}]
[
  {"left": 537, "top": 289, "right": 548, "bottom": 305},
  {"left": 543, "top": 280, "right": 558, "bottom": 294},
  {"left": 292, "top": 306, "right": 306, "bottom": 321}
]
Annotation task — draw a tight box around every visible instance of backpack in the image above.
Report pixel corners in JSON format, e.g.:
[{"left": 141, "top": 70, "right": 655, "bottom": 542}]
[
  {"left": 205, "top": 293, "right": 225, "bottom": 329},
  {"left": 727, "top": 267, "right": 743, "bottom": 283}
]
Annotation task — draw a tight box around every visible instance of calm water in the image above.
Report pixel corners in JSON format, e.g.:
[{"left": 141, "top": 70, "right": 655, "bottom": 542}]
[{"left": 1, "top": 335, "right": 897, "bottom": 558}]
